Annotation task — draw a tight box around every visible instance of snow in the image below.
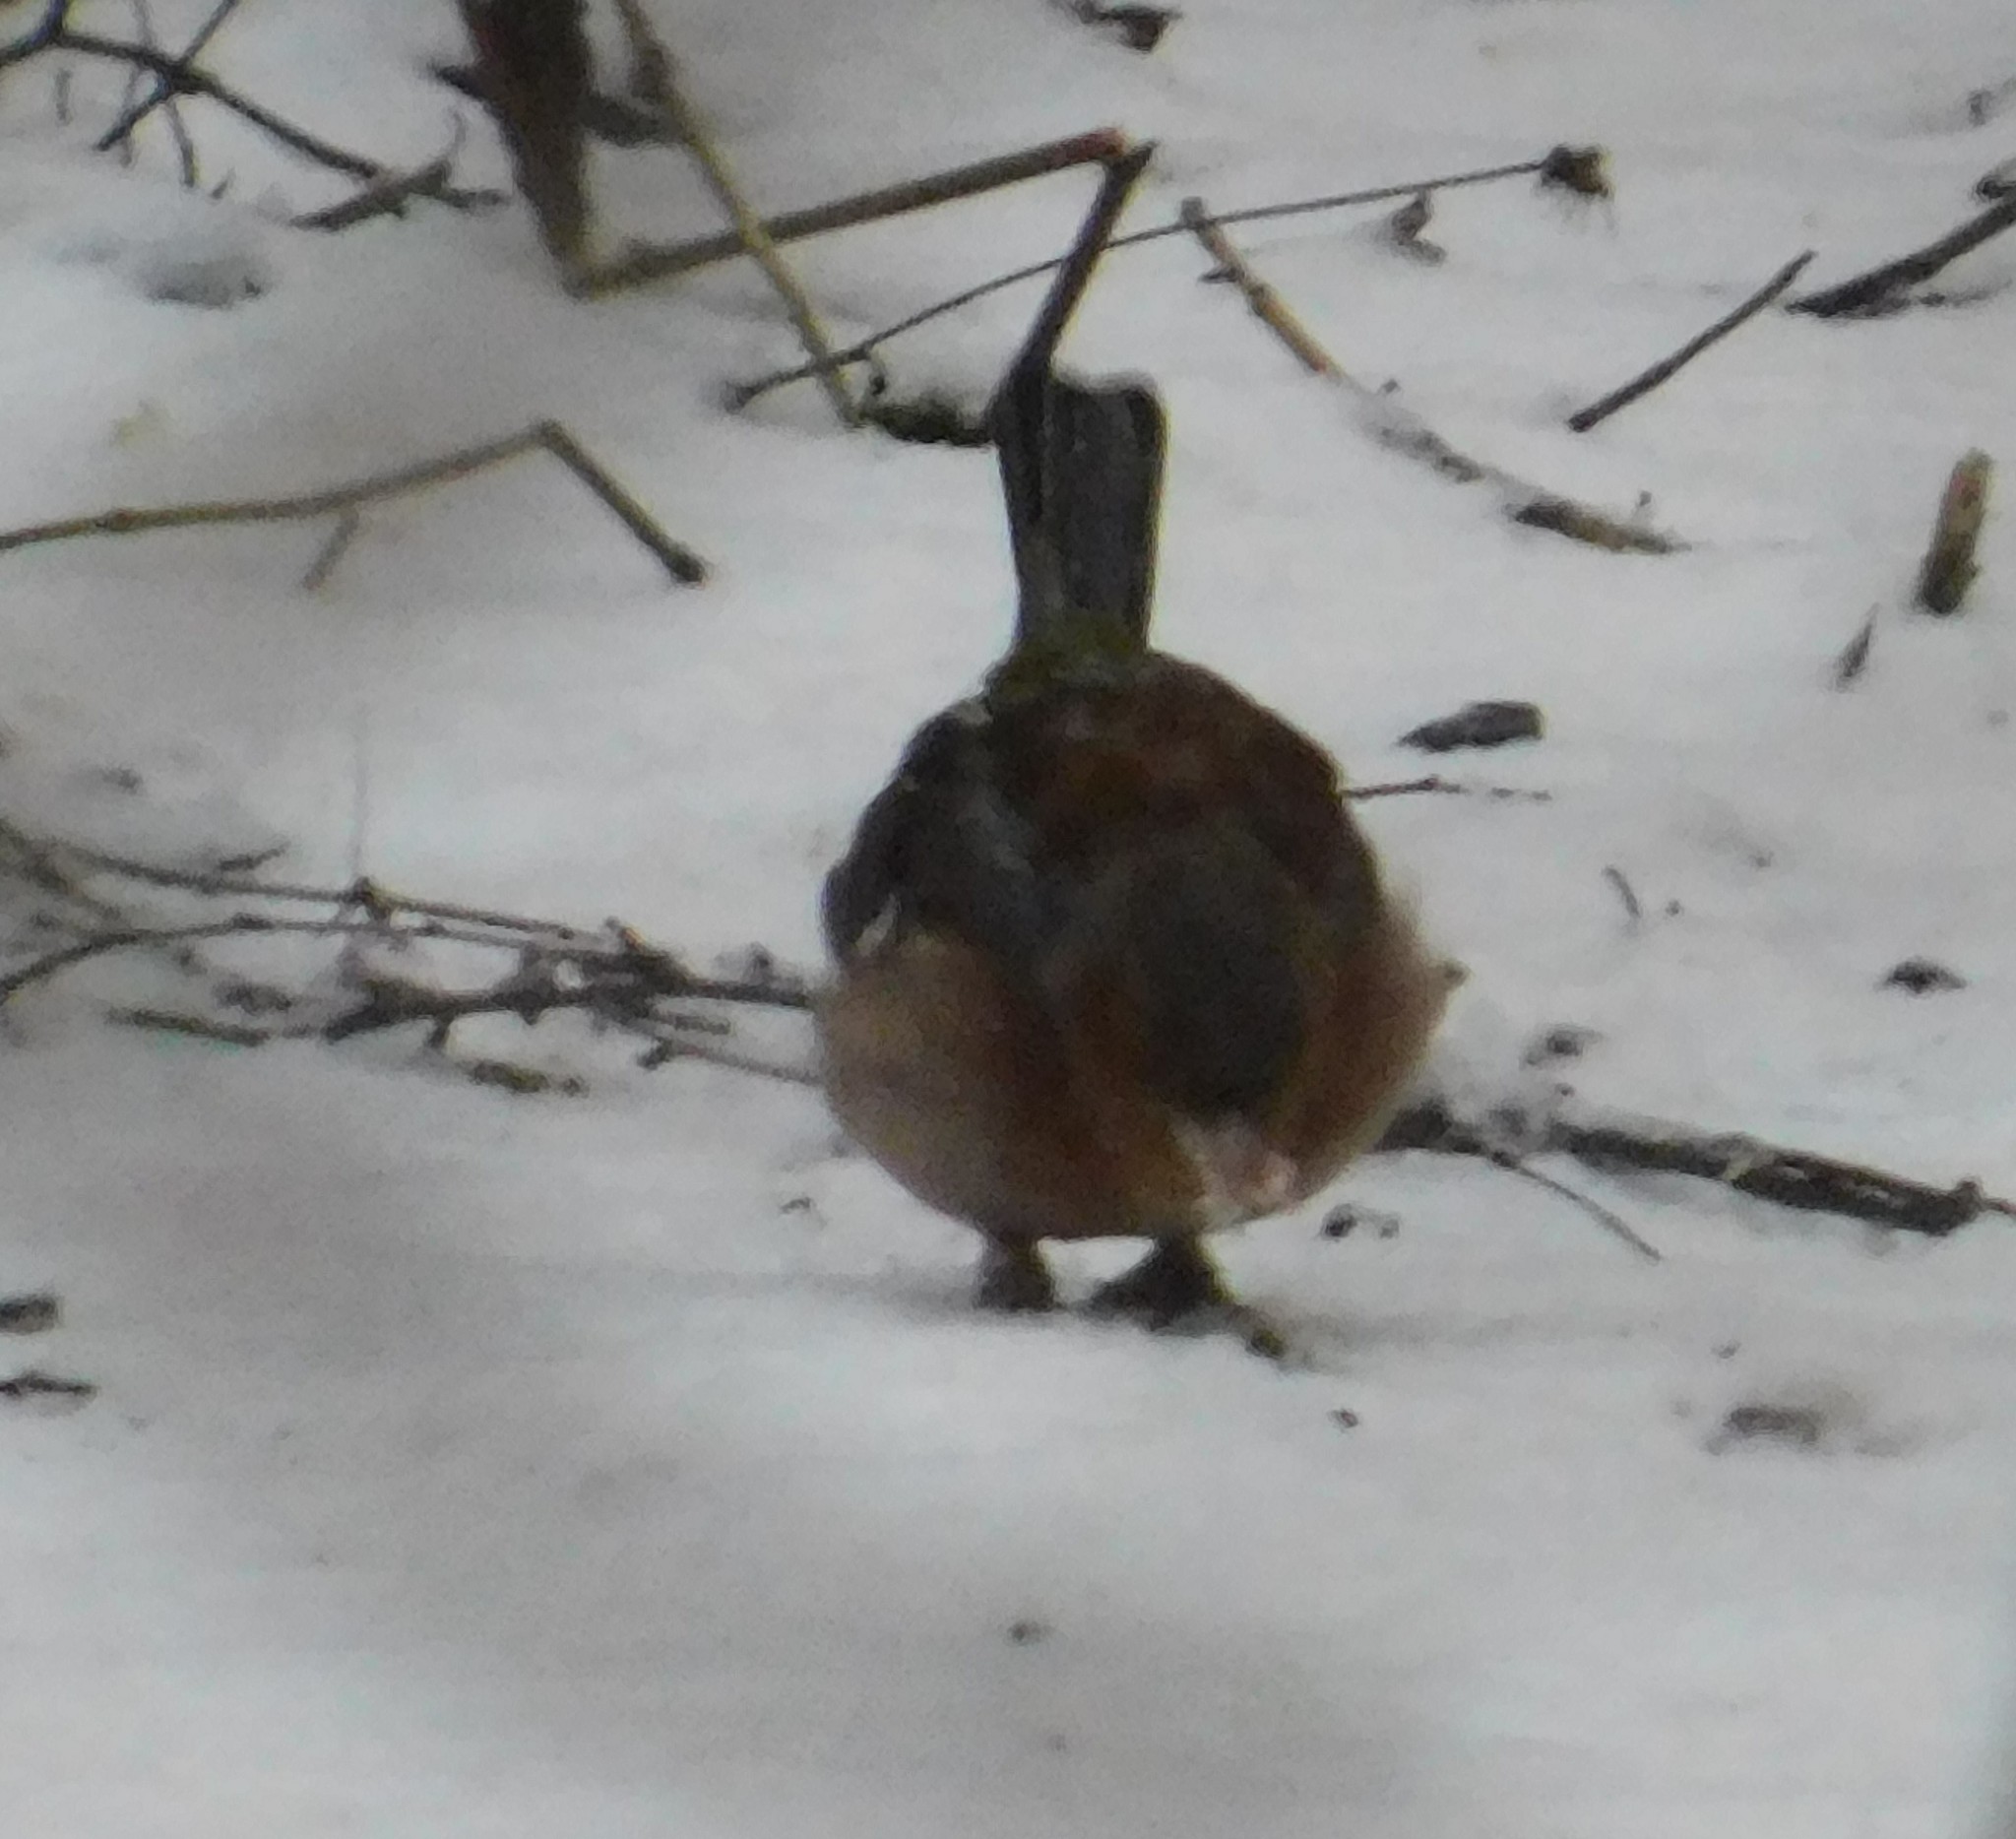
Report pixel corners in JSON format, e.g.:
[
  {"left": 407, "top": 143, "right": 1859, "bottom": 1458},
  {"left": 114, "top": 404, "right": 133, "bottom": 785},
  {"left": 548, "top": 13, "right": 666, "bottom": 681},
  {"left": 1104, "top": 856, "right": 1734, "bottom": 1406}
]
[{"left": 3, "top": 1, "right": 2016, "bottom": 1833}]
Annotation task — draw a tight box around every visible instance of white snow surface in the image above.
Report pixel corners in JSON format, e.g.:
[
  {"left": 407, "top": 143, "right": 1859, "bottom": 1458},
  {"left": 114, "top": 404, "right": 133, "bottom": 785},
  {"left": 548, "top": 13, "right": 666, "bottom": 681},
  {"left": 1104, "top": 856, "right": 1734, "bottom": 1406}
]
[{"left": 4, "top": 2, "right": 2016, "bottom": 1834}]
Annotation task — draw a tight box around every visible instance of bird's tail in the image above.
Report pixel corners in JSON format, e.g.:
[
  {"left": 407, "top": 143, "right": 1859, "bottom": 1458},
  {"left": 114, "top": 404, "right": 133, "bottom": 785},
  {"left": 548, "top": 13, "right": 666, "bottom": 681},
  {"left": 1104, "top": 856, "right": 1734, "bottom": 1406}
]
[{"left": 992, "top": 365, "right": 1166, "bottom": 662}]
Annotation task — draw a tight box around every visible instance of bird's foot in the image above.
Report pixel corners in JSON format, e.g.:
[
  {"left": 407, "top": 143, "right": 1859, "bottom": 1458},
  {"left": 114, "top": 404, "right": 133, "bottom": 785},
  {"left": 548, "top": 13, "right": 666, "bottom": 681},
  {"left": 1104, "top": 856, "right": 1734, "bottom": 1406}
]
[
  {"left": 1086, "top": 1238, "right": 1288, "bottom": 1361},
  {"left": 975, "top": 1240, "right": 1059, "bottom": 1312}
]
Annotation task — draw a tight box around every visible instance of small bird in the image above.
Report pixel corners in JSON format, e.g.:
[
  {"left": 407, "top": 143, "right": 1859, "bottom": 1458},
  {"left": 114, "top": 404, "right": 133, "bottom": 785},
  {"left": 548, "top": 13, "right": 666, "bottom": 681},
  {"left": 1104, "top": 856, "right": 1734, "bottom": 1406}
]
[{"left": 818, "top": 358, "right": 1455, "bottom": 1347}]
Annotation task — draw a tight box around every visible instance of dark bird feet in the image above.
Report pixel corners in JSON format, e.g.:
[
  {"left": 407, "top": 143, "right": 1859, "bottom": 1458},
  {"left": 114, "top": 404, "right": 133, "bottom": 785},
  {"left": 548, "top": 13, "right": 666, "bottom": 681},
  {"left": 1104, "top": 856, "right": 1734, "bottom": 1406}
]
[
  {"left": 1087, "top": 1238, "right": 1289, "bottom": 1361},
  {"left": 976, "top": 1240, "right": 1060, "bottom": 1312}
]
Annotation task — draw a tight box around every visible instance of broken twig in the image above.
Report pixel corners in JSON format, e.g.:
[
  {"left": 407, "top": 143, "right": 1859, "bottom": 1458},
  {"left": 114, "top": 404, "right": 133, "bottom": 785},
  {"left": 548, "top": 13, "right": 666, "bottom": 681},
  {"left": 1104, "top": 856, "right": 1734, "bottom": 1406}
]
[
  {"left": 611, "top": 0, "right": 857, "bottom": 424},
  {"left": 291, "top": 124, "right": 503, "bottom": 231},
  {"left": 583, "top": 127, "right": 1128, "bottom": 297},
  {"left": 1180, "top": 198, "right": 1679, "bottom": 554},
  {"left": 0, "top": 421, "right": 706, "bottom": 586},
  {"left": 1381, "top": 1097, "right": 1995, "bottom": 1237},
  {"left": 728, "top": 146, "right": 1598, "bottom": 408},
  {"left": 1790, "top": 193, "right": 2016, "bottom": 317},
  {"left": 1566, "top": 250, "right": 1812, "bottom": 432},
  {"left": 1831, "top": 606, "right": 1878, "bottom": 687},
  {"left": 1345, "top": 776, "right": 1550, "bottom": 802}
]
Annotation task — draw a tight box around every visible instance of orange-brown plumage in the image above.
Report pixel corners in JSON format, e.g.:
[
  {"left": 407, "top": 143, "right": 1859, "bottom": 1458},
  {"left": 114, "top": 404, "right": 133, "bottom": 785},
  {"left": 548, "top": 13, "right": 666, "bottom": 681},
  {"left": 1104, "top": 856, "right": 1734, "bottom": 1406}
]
[{"left": 818, "top": 328, "right": 1452, "bottom": 1338}]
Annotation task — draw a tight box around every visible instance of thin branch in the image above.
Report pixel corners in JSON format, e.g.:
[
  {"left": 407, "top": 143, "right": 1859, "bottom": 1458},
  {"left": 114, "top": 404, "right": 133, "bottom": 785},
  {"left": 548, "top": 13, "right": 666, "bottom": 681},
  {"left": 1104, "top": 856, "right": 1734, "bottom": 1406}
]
[
  {"left": 121, "top": 0, "right": 199, "bottom": 186},
  {"left": 92, "top": 0, "right": 238, "bottom": 158},
  {"left": 1, "top": 828, "right": 815, "bottom": 1016},
  {"left": 579, "top": 126, "right": 1128, "bottom": 298},
  {"left": 729, "top": 147, "right": 1579, "bottom": 408},
  {"left": 0, "top": 420, "right": 707, "bottom": 586},
  {"left": 298, "top": 507, "right": 358, "bottom": 590},
  {"left": 1345, "top": 776, "right": 1550, "bottom": 802},
  {"left": 1181, "top": 198, "right": 1679, "bottom": 554},
  {"left": 52, "top": 26, "right": 381, "bottom": 177},
  {"left": 1000, "top": 140, "right": 1156, "bottom": 401},
  {"left": 1495, "top": 1158, "right": 1664, "bottom": 1262},
  {"left": 1380, "top": 1097, "right": 1997, "bottom": 1237},
  {"left": 1565, "top": 250, "right": 1813, "bottom": 432},
  {"left": 291, "top": 122, "right": 502, "bottom": 231},
  {"left": 1790, "top": 191, "right": 2016, "bottom": 318},
  {"left": 0, "top": 1, "right": 74, "bottom": 70},
  {"left": 609, "top": 0, "right": 857, "bottom": 424}
]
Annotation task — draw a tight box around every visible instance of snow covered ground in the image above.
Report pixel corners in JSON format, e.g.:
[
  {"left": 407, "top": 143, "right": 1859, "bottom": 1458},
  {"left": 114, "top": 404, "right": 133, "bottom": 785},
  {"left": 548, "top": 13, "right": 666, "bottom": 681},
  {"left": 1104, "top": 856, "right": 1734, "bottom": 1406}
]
[{"left": 4, "top": 2, "right": 2016, "bottom": 1833}]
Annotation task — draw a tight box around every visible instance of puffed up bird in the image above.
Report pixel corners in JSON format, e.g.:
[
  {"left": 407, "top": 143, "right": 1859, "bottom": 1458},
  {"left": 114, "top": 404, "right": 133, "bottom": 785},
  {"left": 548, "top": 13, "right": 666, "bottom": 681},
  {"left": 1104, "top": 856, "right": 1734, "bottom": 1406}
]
[{"left": 817, "top": 181, "right": 1455, "bottom": 1349}]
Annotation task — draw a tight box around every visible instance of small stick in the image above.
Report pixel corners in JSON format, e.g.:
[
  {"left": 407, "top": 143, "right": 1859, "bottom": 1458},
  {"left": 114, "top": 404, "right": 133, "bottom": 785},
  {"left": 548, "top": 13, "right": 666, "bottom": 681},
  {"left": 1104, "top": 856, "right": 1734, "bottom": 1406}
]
[
  {"left": 581, "top": 127, "right": 1127, "bottom": 297},
  {"left": 122, "top": 0, "right": 198, "bottom": 186},
  {"left": 1380, "top": 1097, "right": 1999, "bottom": 1238},
  {"left": 1602, "top": 863, "right": 1643, "bottom": 927},
  {"left": 290, "top": 125, "right": 496, "bottom": 231},
  {"left": 1345, "top": 776, "right": 1550, "bottom": 801},
  {"left": 299, "top": 508, "right": 359, "bottom": 591},
  {"left": 44, "top": 25, "right": 380, "bottom": 178},
  {"left": 999, "top": 142, "right": 1155, "bottom": 393},
  {"left": 93, "top": 0, "right": 238, "bottom": 158},
  {"left": 1915, "top": 450, "right": 1993, "bottom": 615},
  {"left": 1, "top": 826, "right": 818, "bottom": 1009},
  {"left": 1180, "top": 198, "right": 1678, "bottom": 554},
  {"left": 610, "top": 0, "right": 857, "bottom": 425},
  {"left": 728, "top": 147, "right": 1580, "bottom": 407},
  {"left": 1565, "top": 250, "right": 1813, "bottom": 433},
  {"left": 1496, "top": 1158, "right": 1664, "bottom": 1262},
  {"left": 1831, "top": 606, "right": 1878, "bottom": 687},
  {"left": 0, "top": 420, "right": 707, "bottom": 586},
  {"left": 1790, "top": 192, "right": 2016, "bottom": 317}
]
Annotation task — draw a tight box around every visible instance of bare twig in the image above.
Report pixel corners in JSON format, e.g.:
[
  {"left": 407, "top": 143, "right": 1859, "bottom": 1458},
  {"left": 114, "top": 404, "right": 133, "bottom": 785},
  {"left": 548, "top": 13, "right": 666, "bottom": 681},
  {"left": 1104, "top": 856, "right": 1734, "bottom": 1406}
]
[
  {"left": 1180, "top": 198, "right": 1680, "bottom": 554},
  {"left": 1380, "top": 1097, "right": 1996, "bottom": 1237},
  {"left": 1345, "top": 776, "right": 1550, "bottom": 802},
  {"left": 290, "top": 123, "right": 502, "bottom": 231},
  {"left": 582, "top": 126, "right": 1128, "bottom": 298},
  {"left": 728, "top": 147, "right": 1584, "bottom": 407},
  {"left": 0, "top": 420, "right": 707, "bottom": 586},
  {"left": 1790, "top": 192, "right": 2016, "bottom": 317},
  {"left": 1602, "top": 864, "right": 1643, "bottom": 927},
  {"left": 1565, "top": 250, "right": 1813, "bottom": 432},
  {"left": 1496, "top": 1158, "right": 1664, "bottom": 1262},
  {"left": 2, "top": 7, "right": 489, "bottom": 208},
  {"left": 298, "top": 508, "right": 359, "bottom": 591},
  {"left": 1831, "top": 606, "right": 1878, "bottom": 688},
  {"left": 93, "top": 0, "right": 238, "bottom": 160},
  {"left": 47, "top": 25, "right": 381, "bottom": 177},
  {"left": 121, "top": 0, "right": 198, "bottom": 186},
  {"left": 610, "top": 0, "right": 858, "bottom": 424},
  {"left": 0, "top": 0, "right": 74, "bottom": 70}
]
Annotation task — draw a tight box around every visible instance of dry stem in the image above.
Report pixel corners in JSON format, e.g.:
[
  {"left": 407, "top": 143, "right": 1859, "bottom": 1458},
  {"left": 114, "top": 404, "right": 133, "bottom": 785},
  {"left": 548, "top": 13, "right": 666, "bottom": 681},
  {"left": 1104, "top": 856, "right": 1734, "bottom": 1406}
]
[
  {"left": 729, "top": 147, "right": 1581, "bottom": 408},
  {"left": 1790, "top": 192, "right": 2016, "bottom": 317},
  {"left": 0, "top": 420, "right": 706, "bottom": 587},
  {"left": 1566, "top": 250, "right": 1812, "bottom": 433},
  {"left": 1180, "top": 199, "right": 1678, "bottom": 554},
  {"left": 609, "top": 0, "right": 857, "bottom": 424},
  {"left": 582, "top": 126, "right": 1128, "bottom": 298}
]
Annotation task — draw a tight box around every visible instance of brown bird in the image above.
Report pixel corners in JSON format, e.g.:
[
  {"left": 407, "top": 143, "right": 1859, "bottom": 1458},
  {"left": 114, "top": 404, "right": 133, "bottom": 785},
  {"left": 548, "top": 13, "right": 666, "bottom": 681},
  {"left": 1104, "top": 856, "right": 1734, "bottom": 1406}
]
[{"left": 817, "top": 351, "right": 1454, "bottom": 1350}]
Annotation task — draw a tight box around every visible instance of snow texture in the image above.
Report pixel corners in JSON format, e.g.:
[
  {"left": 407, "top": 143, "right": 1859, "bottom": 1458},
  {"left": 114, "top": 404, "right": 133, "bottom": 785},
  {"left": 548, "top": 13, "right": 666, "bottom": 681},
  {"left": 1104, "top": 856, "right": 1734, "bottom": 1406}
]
[{"left": 3, "top": 2, "right": 2016, "bottom": 1834}]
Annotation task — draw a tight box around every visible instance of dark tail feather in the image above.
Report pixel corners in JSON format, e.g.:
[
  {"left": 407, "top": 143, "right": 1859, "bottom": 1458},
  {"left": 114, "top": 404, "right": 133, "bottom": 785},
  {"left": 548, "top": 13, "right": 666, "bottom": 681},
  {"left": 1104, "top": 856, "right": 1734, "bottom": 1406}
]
[{"left": 993, "top": 366, "right": 1166, "bottom": 656}]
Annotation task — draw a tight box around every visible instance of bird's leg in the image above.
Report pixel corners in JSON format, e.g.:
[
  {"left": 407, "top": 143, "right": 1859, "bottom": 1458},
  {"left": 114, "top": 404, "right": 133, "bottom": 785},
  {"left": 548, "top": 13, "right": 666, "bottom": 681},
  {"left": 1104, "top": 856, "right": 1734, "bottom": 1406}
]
[
  {"left": 1088, "top": 1237, "right": 1227, "bottom": 1321},
  {"left": 975, "top": 1238, "right": 1059, "bottom": 1312},
  {"left": 1087, "top": 1238, "right": 1288, "bottom": 1361}
]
